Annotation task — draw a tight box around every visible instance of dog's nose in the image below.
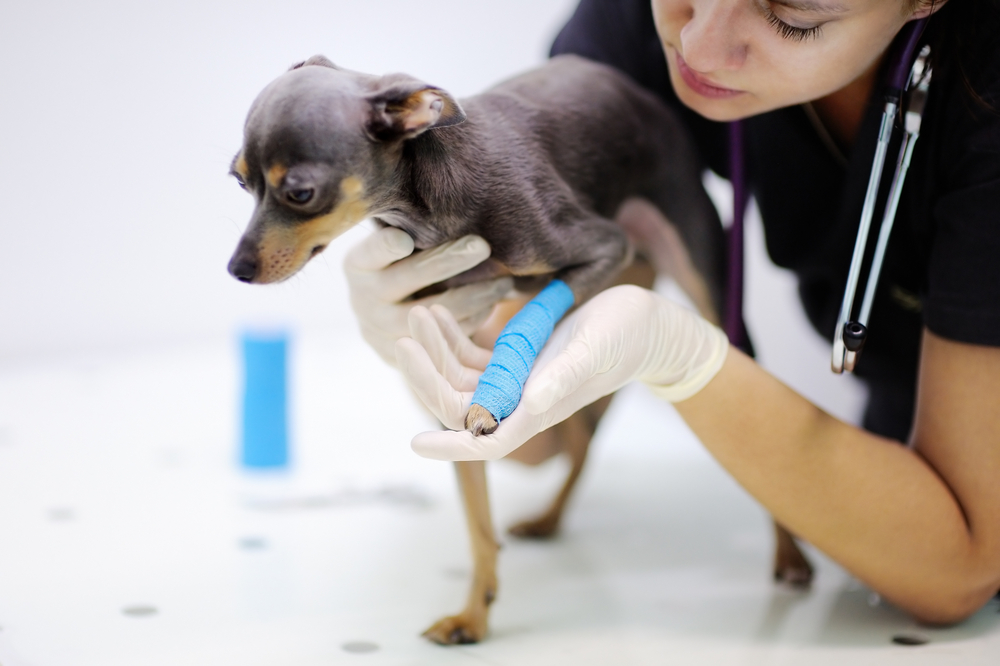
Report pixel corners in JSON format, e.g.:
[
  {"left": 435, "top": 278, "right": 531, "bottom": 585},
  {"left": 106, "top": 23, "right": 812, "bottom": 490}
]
[{"left": 228, "top": 254, "right": 259, "bottom": 283}]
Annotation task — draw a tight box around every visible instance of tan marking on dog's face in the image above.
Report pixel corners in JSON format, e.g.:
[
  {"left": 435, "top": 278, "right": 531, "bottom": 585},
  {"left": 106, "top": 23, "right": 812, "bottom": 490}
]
[
  {"left": 266, "top": 163, "right": 288, "bottom": 189},
  {"left": 340, "top": 176, "right": 363, "bottom": 197},
  {"left": 254, "top": 176, "right": 369, "bottom": 284},
  {"left": 234, "top": 154, "right": 249, "bottom": 179}
]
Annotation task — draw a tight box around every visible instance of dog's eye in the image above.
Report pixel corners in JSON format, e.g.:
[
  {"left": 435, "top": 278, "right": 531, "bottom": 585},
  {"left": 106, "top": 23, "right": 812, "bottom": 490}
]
[
  {"left": 286, "top": 188, "right": 314, "bottom": 204},
  {"left": 234, "top": 175, "right": 248, "bottom": 191}
]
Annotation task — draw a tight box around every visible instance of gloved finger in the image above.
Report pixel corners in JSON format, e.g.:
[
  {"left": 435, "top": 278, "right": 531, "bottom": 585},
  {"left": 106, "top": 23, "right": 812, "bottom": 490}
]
[
  {"left": 395, "top": 337, "right": 471, "bottom": 430},
  {"left": 410, "top": 394, "right": 559, "bottom": 461},
  {"left": 410, "top": 296, "right": 624, "bottom": 459},
  {"left": 429, "top": 304, "right": 493, "bottom": 371},
  {"left": 533, "top": 370, "right": 628, "bottom": 426},
  {"left": 411, "top": 429, "right": 503, "bottom": 461},
  {"left": 407, "top": 306, "right": 482, "bottom": 392},
  {"left": 407, "top": 306, "right": 449, "bottom": 372},
  {"left": 416, "top": 276, "right": 513, "bottom": 328},
  {"left": 453, "top": 303, "right": 494, "bottom": 337},
  {"left": 343, "top": 226, "right": 415, "bottom": 273},
  {"left": 522, "top": 334, "right": 603, "bottom": 415},
  {"left": 353, "top": 278, "right": 508, "bottom": 368},
  {"left": 372, "top": 236, "right": 492, "bottom": 304}
]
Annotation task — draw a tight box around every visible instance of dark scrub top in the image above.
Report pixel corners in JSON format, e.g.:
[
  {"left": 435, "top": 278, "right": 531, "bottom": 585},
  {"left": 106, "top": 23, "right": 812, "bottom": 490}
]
[{"left": 551, "top": 0, "right": 1000, "bottom": 441}]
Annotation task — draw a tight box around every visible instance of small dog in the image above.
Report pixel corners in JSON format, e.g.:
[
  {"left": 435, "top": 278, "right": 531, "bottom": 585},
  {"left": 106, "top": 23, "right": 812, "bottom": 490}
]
[{"left": 227, "top": 54, "right": 813, "bottom": 644}]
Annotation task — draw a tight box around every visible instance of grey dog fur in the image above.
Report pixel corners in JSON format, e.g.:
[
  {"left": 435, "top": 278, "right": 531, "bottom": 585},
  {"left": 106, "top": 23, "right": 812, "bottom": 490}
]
[{"left": 228, "top": 54, "right": 725, "bottom": 311}]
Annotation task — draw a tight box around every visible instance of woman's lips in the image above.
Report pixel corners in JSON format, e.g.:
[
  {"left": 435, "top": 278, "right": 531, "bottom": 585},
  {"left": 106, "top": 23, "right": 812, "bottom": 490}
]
[{"left": 675, "top": 53, "right": 745, "bottom": 99}]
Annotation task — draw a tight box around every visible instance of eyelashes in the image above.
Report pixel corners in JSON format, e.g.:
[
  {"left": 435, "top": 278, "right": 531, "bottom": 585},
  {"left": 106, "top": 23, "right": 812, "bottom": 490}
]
[{"left": 762, "top": 6, "right": 824, "bottom": 42}]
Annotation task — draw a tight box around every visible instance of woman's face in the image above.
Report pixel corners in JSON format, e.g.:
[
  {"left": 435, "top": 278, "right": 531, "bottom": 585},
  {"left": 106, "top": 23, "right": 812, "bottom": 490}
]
[{"left": 652, "top": 0, "right": 930, "bottom": 120}]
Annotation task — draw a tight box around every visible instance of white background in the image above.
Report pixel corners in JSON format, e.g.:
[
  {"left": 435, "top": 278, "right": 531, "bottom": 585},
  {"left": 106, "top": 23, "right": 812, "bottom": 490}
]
[{"left": 0, "top": 0, "right": 864, "bottom": 421}]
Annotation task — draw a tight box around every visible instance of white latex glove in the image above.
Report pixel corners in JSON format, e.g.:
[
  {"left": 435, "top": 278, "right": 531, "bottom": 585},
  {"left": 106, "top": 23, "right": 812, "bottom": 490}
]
[
  {"left": 343, "top": 226, "right": 513, "bottom": 366},
  {"left": 396, "top": 284, "right": 729, "bottom": 461}
]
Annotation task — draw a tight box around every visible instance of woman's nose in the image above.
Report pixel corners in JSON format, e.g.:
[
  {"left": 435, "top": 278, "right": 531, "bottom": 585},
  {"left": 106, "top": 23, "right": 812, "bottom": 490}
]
[{"left": 679, "top": 0, "right": 748, "bottom": 73}]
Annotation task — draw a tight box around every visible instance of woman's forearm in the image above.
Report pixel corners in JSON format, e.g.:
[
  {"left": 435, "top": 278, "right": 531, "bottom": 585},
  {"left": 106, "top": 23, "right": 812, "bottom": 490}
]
[
  {"left": 675, "top": 347, "right": 998, "bottom": 623},
  {"left": 398, "top": 285, "right": 1000, "bottom": 621}
]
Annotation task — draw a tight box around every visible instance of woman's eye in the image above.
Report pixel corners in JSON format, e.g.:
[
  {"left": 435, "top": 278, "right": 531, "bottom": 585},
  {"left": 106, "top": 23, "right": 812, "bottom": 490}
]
[
  {"left": 286, "top": 189, "right": 314, "bottom": 204},
  {"left": 762, "top": 4, "right": 823, "bottom": 42}
]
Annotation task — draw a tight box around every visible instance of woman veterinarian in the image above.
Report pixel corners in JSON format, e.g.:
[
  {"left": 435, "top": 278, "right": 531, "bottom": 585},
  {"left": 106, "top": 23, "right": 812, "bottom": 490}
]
[{"left": 344, "top": 0, "right": 1000, "bottom": 623}]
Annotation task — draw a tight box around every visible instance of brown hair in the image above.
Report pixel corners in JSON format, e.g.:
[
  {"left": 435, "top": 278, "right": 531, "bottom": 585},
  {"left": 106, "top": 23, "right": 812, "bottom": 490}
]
[{"left": 923, "top": 0, "right": 999, "bottom": 111}]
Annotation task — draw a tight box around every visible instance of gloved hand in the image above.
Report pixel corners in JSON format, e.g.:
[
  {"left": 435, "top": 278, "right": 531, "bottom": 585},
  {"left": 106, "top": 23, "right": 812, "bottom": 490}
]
[
  {"left": 396, "top": 284, "right": 729, "bottom": 461},
  {"left": 342, "top": 226, "right": 513, "bottom": 366}
]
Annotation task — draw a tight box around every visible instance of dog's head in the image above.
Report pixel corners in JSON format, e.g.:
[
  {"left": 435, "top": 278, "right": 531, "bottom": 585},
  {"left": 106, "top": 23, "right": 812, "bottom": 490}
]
[{"left": 227, "top": 55, "right": 465, "bottom": 284}]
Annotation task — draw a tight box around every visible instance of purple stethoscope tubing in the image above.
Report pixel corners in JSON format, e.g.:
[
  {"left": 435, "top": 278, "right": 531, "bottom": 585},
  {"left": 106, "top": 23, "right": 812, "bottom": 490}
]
[
  {"left": 725, "top": 18, "right": 932, "bottom": 373},
  {"left": 725, "top": 121, "right": 748, "bottom": 349}
]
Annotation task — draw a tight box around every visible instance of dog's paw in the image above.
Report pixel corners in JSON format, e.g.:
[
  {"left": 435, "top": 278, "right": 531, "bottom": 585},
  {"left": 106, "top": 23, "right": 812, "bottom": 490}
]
[
  {"left": 465, "top": 404, "right": 498, "bottom": 437},
  {"left": 422, "top": 613, "right": 487, "bottom": 645},
  {"left": 773, "top": 544, "right": 814, "bottom": 589},
  {"left": 508, "top": 514, "right": 560, "bottom": 539}
]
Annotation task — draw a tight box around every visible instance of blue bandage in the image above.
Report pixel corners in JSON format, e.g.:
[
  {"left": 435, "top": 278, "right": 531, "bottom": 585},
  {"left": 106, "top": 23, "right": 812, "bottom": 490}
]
[{"left": 471, "top": 279, "right": 575, "bottom": 423}]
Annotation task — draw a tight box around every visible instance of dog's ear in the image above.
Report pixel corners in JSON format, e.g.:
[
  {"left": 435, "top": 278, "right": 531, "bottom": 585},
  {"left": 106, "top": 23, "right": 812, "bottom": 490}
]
[
  {"left": 365, "top": 75, "right": 466, "bottom": 141},
  {"left": 289, "top": 55, "right": 339, "bottom": 71}
]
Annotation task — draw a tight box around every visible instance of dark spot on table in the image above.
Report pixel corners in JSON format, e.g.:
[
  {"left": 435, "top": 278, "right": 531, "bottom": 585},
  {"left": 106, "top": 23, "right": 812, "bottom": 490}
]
[
  {"left": 342, "top": 640, "right": 379, "bottom": 653},
  {"left": 122, "top": 606, "right": 158, "bottom": 618},
  {"left": 892, "top": 634, "right": 928, "bottom": 646}
]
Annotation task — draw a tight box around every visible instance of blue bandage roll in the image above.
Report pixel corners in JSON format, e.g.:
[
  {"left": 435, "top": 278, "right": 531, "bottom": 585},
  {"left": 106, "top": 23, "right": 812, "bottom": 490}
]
[
  {"left": 471, "top": 279, "right": 575, "bottom": 423},
  {"left": 240, "top": 330, "right": 290, "bottom": 469}
]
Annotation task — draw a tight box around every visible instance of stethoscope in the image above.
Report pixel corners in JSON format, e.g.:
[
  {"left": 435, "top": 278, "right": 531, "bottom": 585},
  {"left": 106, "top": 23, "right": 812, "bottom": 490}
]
[
  {"left": 725, "top": 18, "right": 933, "bottom": 375},
  {"left": 831, "top": 19, "right": 933, "bottom": 374}
]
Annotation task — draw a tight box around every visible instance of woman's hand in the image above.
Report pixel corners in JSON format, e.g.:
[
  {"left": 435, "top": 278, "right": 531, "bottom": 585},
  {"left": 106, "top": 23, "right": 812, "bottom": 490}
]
[
  {"left": 396, "top": 284, "right": 729, "bottom": 461},
  {"left": 342, "top": 226, "right": 513, "bottom": 367}
]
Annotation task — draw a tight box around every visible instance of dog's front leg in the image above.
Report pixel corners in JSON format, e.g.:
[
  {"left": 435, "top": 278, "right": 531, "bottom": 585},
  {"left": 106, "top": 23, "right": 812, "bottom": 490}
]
[{"left": 423, "top": 460, "right": 499, "bottom": 645}]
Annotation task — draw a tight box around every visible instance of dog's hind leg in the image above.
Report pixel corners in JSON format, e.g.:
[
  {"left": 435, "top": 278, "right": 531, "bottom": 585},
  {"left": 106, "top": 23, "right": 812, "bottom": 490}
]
[
  {"left": 506, "top": 258, "right": 656, "bottom": 539},
  {"left": 423, "top": 460, "right": 499, "bottom": 645},
  {"left": 619, "top": 200, "right": 815, "bottom": 589},
  {"left": 773, "top": 521, "right": 814, "bottom": 588},
  {"left": 616, "top": 197, "right": 720, "bottom": 323},
  {"left": 507, "top": 393, "right": 612, "bottom": 539}
]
